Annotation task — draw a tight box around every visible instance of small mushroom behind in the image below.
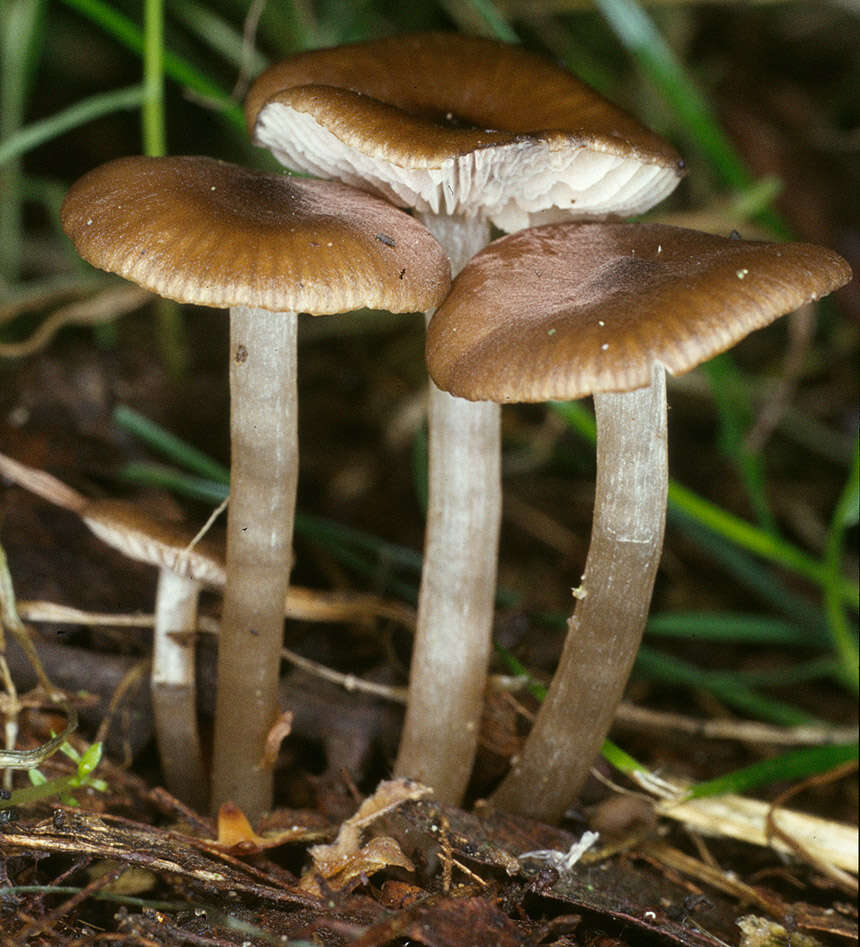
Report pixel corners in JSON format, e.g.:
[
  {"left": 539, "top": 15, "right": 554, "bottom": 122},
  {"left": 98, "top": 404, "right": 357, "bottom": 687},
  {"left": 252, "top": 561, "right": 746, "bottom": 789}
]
[
  {"left": 246, "top": 33, "right": 685, "bottom": 805},
  {"left": 0, "top": 450, "right": 416, "bottom": 810},
  {"left": 83, "top": 499, "right": 219, "bottom": 811},
  {"left": 0, "top": 453, "right": 215, "bottom": 809},
  {"left": 426, "top": 221, "right": 852, "bottom": 823},
  {"left": 61, "top": 155, "right": 450, "bottom": 820}
]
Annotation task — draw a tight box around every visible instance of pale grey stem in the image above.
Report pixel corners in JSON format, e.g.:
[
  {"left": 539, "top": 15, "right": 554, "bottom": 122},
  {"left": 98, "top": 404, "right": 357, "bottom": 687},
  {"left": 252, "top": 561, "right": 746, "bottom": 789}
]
[
  {"left": 394, "top": 213, "right": 501, "bottom": 805},
  {"left": 211, "top": 306, "right": 298, "bottom": 820},
  {"left": 151, "top": 568, "right": 207, "bottom": 811},
  {"left": 492, "top": 363, "right": 668, "bottom": 822}
]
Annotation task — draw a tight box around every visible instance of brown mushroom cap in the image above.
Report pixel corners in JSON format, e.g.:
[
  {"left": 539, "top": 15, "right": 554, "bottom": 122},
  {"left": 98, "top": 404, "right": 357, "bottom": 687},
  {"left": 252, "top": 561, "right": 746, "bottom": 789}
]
[
  {"left": 245, "top": 33, "right": 684, "bottom": 230},
  {"left": 426, "top": 222, "right": 852, "bottom": 402},
  {"left": 60, "top": 155, "right": 451, "bottom": 314},
  {"left": 82, "top": 499, "right": 227, "bottom": 587}
]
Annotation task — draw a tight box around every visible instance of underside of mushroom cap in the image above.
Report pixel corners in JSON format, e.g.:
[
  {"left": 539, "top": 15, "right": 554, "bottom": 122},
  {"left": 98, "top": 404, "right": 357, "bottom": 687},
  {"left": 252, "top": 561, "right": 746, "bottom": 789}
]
[
  {"left": 426, "top": 222, "right": 853, "bottom": 402},
  {"left": 61, "top": 155, "right": 451, "bottom": 314},
  {"left": 82, "top": 499, "right": 227, "bottom": 587},
  {"left": 246, "top": 33, "right": 684, "bottom": 231}
]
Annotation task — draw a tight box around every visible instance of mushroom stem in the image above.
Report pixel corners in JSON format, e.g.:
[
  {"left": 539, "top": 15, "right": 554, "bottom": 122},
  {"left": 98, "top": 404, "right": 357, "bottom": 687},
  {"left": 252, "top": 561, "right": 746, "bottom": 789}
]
[
  {"left": 212, "top": 305, "right": 298, "bottom": 819},
  {"left": 151, "top": 568, "right": 207, "bottom": 811},
  {"left": 0, "top": 450, "right": 210, "bottom": 807},
  {"left": 492, "top": 363, "right": 668, "bottom": 822},
  {"left": 394, "top": 213, "right": 501, "bottom": 805}
]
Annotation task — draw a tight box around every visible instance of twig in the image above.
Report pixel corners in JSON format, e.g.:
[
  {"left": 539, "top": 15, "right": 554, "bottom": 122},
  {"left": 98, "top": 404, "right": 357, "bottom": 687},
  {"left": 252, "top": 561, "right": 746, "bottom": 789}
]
[
  {"left": 0, "top": 452, "right": 87, "bottom": 513},
  {"left": 0, "top": 654, "right": 19, "bottom": 789},
  {"left": 182, "top": 494, "right": 229, "bottom": 557},
  {"left": 94, "top": 659, "right": 150, "bottom": 762},
  {"left": 0, "top": 543, "right": 79, "bottom": 771},
  {"left": 17, "top": 602, "right": 413, "bottom": 703},
  {"left": 230, "top": 0, "right": 267, "bottom": 102},
  {"left": 642, "top": 840, "right": 785, "bottom": 917},
  {"left": 765, "top": 759, "right": 859, "bottom": 895},
  {"left": 0, "top": 285, "right": 151, "bottom": 358},
  {"left": 655, "top": 788, "right": 859, "bottom": 873},
  {"left": 16, "top": 602, "right": 154, "bottom": 627},
  {"left": 0, "top": 274, "right": 108, "bottom": 322},
  {"left": 1, "top": 451, "right": 416, "bottom": 630},
  {"left": 0, "top": 546, "right": 66, "bottom": 693},
  {"left": 745, "top": 305, "right": 814, "bottom": 453},
  {"left": 613, "top": 702, "right": 858, "bottom": 746},
  {"left": 277, "top": 645, "right": 408, "bottom": 703},
  {"left": 9, "top": 862, "right": 126, "bottom": 946},
  {"left": 503, "top": 491, "right": 579, "bottom": 556},
  {"left": 18, "top": 600, "right": 854, "bottom": 750}
]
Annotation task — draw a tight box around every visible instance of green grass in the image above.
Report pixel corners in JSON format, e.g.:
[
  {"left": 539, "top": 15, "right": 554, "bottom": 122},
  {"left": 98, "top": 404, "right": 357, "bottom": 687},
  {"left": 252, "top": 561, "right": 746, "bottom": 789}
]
[
  {"left": 551, "top": 401, "right": 859, "bottom": 617},
  {"left": 60, "top": 0, "right": 244, "bottom": 129},
  {"left": 686, "top": 742, "right": 859, "bottom": 800},
  {"left": 0, "top": 85, "right": 147, "bottom": 167}
]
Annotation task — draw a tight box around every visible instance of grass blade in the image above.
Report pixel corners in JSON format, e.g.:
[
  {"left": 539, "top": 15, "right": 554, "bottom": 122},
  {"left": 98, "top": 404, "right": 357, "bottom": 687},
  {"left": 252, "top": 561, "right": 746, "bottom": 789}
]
[
  {"left": 60, "top": 0, "right": 244, "bottom": 130},
  {"left": 701, "top": 354, "right": 776, "bottom": 534},
  {"left": 645, "top": 611, "right": 823, "bottom": 647},
  {"left": 734, "top": 656, "right": 840, "bottom": 687},
  {"left": 687, "top": 743, "right": 858, "bottom": 800},
  {"left": 466, "top": 0, "right": 519, "bottom": 43},
  {"left": 670, "top": 482, "right": 857, "bottom": 607},
  {"left": 0, "top": 85, "right": 146, "bottom": 167},
  {"left": 549, "top": 401, "right": 858, "bottom": 608},
  {"left": 0, "top": 0, "right": 46, "bottom": 280},
  {"left": 117, "top": 462, "right": 228, "bottom": 505},
  {"left": 823, "top": 441, "right": 860, "bottom": 693},
  {"left": 495, "top": 643, "right": 655, "bottom": 777},
  {"left": 667, "top": 514, "right": 831, "bottom": 638},
  {"left": 142, "top": 0, "right": 166, "bottom": 156},
  {"left": 113, "top": 405, "right": 230, "bottom": 483},
  {"left": 634, "top": 646, "right": 820, "bottom": 727},
  {"left": 169, "top": 0, "right": 268, "bottom": 74},
  {"left": 593, "top": 0, "right": 748, "bottom": 194}
]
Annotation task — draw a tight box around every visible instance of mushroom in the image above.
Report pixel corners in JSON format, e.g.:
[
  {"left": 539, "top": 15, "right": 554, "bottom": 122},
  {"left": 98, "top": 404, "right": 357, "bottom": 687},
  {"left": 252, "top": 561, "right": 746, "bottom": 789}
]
[
  {"left": 60, "top": 155, "right": 450, "bottom": 819},
  {"left": 0, "top": 449, "right": 416, "bottom": 810},
  {"left": 80, "top": 500, "right": 219, "bottom": 811},
  {"left": 245, "top": 33, "right": 685, "bottom": 804},
  {"left": 0, "top": 452, "right": 216, "bottom": 809},
  {"left": 425, "top": 221, "right": 852, "bottom": 823}
]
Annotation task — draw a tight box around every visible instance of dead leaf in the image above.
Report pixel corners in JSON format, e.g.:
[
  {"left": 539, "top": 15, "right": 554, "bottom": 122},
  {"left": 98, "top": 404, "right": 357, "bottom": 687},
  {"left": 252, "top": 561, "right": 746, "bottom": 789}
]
[
  {"left": 212, "top": 801, "right": 326, "bottom": 855},
  {"left": 302, "top": 834, "right": 415, "bottom": 895},
  {"left": 300, "top": 777, "right": 431, "bottom": 894},
  {"left": 216, "top": 801, "right": 267, "bottom": 853}
]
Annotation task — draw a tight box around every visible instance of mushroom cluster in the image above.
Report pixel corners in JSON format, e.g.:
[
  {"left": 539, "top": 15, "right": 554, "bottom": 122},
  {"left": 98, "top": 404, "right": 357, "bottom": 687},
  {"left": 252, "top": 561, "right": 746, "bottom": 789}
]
[
  {"left": 61, "top": 155, "right": 450, "bottom": 819},
  {"left": 245, "top": 33, "right": 850, "bottom": 817},
  {"left": 54, "top": 31, "right": 852, "bottom": 827},
  {"left": 244, "top": 32, "right": 685, "bottom": 805},
  {"left": 426, "top": 221, "right": 852, "bottom": 821}
]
